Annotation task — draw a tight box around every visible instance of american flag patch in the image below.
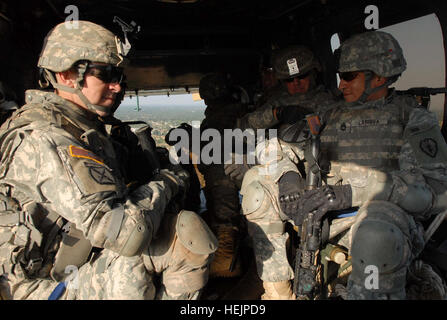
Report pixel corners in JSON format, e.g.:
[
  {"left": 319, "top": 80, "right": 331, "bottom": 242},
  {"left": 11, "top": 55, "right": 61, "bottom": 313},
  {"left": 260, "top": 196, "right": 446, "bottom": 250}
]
[{"left": 69, "top": 145, "right": 104, "bottom": 165}]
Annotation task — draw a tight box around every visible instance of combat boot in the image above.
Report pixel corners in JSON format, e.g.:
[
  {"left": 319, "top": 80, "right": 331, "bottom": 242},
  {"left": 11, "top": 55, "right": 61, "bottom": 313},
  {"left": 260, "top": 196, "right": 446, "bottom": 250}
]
[
  {"left": 261, "top": 281, "right": 296, "bottom": 300},
  {"left": 209, "top": 225, "right": 242, "bottom": 278}
]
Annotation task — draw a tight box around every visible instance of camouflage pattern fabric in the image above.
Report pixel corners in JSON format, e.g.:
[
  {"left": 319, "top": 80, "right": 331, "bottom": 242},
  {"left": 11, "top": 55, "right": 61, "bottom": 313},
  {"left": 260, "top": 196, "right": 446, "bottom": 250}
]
[
  {"left": 0, "top": 90, "right": 210, "bottom": 300},
  {"left": 251, "top": 231, "right": 294, "bottom": 282},
  {"left": 235, "top": 85, "right": 335, "bottom": 131},
  {"left": 319, "top": 91, "right": 447, "bottom": 220},
  {"left": 338, "top": 31, "right": 406, "bottom": 77},
  {"left": 239, "top": 90, "right": 447, "bottom": 298},
  {"left": 145, "top": 213, "right": 213, "bottom": 300},
  {"left": 64, "top": 213, "right": 211, "bottom": 300},
  {"left": 65, "top": 249, "right": 156, "bottom": 300},
  {"left": 4, "top": 214, "right": 211, "bottom": 300},
  {"left": 240, "top": 146, "right": 299, "bottom": 282},
  {"left": 38, "top": 20, "right": 124, "bottom": 72},
  {"left": 271, "top": 45, "right": 321, "bottom": 80}
]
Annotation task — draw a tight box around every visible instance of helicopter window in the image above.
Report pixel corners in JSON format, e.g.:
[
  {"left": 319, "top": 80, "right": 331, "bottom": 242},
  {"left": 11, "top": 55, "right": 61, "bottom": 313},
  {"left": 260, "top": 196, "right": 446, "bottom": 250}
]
[
  {"left": 330, "top": 33, "right": 342, "bottom": 87},
  {"left": 380, "top": 13, "right": 445, "bottom": 124}
]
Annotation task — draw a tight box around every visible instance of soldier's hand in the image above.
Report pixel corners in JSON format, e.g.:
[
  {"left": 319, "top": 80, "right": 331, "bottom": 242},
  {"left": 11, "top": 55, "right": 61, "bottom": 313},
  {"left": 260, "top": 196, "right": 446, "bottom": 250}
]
[
  {"left": 278, "top": 172, "right": 352, "bottom": 225},
  {"left": 273, "top": 105, "right": 313, "bottom": 124},
  {"left": 153, "top": 169, "right": 184, "bottom": 198}
]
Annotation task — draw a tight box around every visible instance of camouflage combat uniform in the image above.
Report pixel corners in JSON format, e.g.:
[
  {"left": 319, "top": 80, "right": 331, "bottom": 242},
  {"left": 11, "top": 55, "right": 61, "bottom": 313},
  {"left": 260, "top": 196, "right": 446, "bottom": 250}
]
[
  {"left": 0, "top": 90, "right": 216, "bottom": 300},
  {"left": 235, "top": 84, "right": 334, "bottom": 131},
  {"left": 241, "top": 90, "right": 447, "bottom": 298},
  {"left": 0, "top": 21, "right": 217, "bottom": 300},
  {"left": 239, "top": 31, "right": 447, "bottom": 299},
  {"left": 235, "top": 45, "right": 335, "bottom": 132}
]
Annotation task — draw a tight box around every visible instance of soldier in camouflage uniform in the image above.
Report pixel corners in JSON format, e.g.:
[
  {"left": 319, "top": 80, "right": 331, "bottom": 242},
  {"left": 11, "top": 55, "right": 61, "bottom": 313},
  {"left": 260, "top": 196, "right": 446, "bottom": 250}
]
[
  {"left": 234, "top": 45, "right": 335, "bottom": 132},
  {"left": 225, "top": 46, "right": 335, "bottom": 185},
  {"left": 0, "top": 21, "right": 217, "bottom": 300},
  {"left": 239, "top": 31, "right": 447, "bottom": 299},
  {"left": 198, "top": 73, "right": 248, "bottom": 278}
]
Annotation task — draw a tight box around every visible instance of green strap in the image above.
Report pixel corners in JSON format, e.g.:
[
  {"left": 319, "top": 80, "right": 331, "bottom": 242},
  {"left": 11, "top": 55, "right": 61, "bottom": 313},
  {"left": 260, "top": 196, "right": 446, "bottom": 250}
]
[{"left": 106, "top": 206, "right": 125, "bottom": 241}]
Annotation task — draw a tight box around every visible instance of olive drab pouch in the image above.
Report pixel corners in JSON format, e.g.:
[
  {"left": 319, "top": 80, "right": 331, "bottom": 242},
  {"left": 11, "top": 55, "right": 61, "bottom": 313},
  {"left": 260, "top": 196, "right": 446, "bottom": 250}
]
[
  {"left": 0, "top": 193, "right": 93, "bottom": 281},
  {"left": 51, "top": 222, "right": 92, "bottom": 282}
]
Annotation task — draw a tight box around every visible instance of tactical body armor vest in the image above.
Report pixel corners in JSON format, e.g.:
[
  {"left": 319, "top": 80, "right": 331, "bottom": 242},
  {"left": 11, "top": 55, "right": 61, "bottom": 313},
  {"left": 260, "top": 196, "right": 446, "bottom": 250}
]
[{"left": 319, "top": 93, "right": 416, "bottom": 185}]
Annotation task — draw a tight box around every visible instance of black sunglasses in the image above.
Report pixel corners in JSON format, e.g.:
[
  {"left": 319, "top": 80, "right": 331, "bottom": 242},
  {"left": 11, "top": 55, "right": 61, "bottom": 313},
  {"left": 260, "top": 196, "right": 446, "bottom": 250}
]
[
  {"left": 284, "top": 71, "right": 310, "bottom": 83},
  {"left": 339, "top": 71, "right": 361, "bottom": 82},
  {"left": 86, "top": 63, "right": 125, "bottom": 84}
]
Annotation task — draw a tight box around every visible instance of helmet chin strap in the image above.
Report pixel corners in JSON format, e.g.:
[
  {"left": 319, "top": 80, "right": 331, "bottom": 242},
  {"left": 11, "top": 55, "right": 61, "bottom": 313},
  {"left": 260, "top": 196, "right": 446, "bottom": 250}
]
[
  {"left": 43, "top": 67, "right": 113, "bottom": 116},
  {"left": 357, "top": 71, "right": 398, "bottom": 103}
]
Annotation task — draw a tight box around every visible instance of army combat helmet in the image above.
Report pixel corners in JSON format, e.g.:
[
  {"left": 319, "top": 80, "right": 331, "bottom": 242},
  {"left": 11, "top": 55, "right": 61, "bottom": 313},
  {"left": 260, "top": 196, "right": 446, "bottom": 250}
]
[
  {"left": 272, "top": 45, "right": 321, "bottom": 81},
  {"left": 38, "top": 20, "right": 127, "bottom": 115},
  {"left": 337, "top": 31, "right": 406, "bottom": 102},
  {"left": 199, "top": 73, "right": 231, "bottom": 101}
]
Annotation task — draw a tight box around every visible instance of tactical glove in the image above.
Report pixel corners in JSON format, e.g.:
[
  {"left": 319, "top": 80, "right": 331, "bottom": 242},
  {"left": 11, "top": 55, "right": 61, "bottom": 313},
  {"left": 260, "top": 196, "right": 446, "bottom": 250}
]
[
  {"left": 273, "top": 105, "right": 313, "bottom": 124},
  {"left": 278, "top": 172, "right": 352, "bottom": 225}
]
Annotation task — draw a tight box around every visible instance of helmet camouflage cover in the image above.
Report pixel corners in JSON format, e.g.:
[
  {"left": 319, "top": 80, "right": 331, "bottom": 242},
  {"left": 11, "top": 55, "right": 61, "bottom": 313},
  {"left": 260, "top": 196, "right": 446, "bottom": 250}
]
[
  {"left": 272, "top": 45, "right": 321, "bottom": 80},
  {"left": 199, "top": 73, "right": 231, "bottom": 101},
  {"left": 338, "top": 31, "right": 406, "bottom": 77},
  {"left": 37, "top": 20, "right": 126, "bottom": 115},
  {"left": 38, "top": 20, "right": 124, "bottom": 72}
]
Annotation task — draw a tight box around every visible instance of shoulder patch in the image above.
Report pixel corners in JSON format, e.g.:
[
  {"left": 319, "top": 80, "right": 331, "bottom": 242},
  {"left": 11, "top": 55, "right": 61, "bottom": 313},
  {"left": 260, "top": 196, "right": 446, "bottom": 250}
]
[
  {"left": 84, "top": 162, "right": 115, "bottom": 185},
  {"left": 420, "top": 138, "right": 438, "bottom": 158},
  {"left": 69, "top": 145, "right": 104, "bottom": 165}
]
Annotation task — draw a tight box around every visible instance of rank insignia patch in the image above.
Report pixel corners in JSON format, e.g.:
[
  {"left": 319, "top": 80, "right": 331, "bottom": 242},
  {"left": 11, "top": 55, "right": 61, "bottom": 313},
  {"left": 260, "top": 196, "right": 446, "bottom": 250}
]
[
  {"left": 69, "top": 145, "right": 104, "bottom": 165},
  {"left": 420, "top": 138, "right": 438, "bottom": 158},
  {"left": 85, "top": 163, "right": 115, "bottom": 185}
]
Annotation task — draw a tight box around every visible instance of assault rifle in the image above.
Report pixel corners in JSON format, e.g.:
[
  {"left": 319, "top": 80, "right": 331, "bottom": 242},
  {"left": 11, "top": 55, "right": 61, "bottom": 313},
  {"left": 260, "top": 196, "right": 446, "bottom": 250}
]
[
  {"left": 293, "top": 114, "right": 325, "bottom": 299},
  {"left": 395, "top": 87, "right": 447, "bottom": 109}
]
